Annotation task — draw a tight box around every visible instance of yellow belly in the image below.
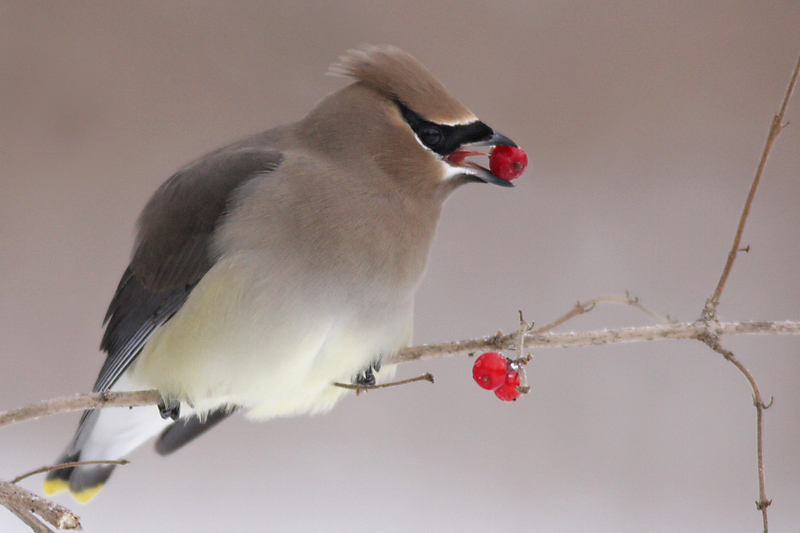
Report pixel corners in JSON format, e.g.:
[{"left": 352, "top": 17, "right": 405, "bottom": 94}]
[{"left": 129, "top": 257, "right": 407, "bottom": 419}]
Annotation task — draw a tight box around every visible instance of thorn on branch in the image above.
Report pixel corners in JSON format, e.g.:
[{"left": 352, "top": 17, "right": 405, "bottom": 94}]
[
  {"left": 759, "top": 397, "right": 775, "bottom": 410},
  {"left": 517, "top": 310, "right": 529, "bottom": 329},
  {"left": 738, "top": 245, "right": 751, "bottom": 253}
]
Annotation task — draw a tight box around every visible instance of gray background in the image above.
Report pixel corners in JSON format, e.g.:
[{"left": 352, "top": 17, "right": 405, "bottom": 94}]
[{"left": 2, "top": 2, "right": 799, "bottom": 532}]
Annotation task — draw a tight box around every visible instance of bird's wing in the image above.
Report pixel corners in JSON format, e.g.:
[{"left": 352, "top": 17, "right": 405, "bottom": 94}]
[{"left": 93, "top": 146, "right": 283, "bottom": 394}]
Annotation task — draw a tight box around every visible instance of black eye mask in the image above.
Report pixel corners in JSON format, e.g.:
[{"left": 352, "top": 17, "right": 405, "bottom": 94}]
[{"left": 395, "top": 101, "right": 494, "bottom": 156}]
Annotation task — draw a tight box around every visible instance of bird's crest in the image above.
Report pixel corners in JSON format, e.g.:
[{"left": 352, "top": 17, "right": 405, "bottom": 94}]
[{"left": 329, "top": 44, "right": 476, "bottom": 126}]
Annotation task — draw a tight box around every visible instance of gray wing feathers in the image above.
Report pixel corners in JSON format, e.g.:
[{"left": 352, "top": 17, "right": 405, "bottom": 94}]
[
  {"left": 60, "top": 146, "right": 281, "bottom": 473},
  {"left": 95, "top": 147, "right": 283, "bottom": 393},
  {"left": 95, "top": 269, "right": 191, "bottom": 392},
  {"left": 131, "top": 147, "right": 284, "bottom": 291}
]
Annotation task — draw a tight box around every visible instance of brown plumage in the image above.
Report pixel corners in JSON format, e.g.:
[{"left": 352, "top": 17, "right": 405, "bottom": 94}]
[{"left": 329, "top": 44, "right": 477, "bottom": 124}]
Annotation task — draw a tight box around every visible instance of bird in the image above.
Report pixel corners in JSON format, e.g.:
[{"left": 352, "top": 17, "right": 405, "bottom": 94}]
[{"left": 44, "top": 44, "right": 522, "bottom": 502}]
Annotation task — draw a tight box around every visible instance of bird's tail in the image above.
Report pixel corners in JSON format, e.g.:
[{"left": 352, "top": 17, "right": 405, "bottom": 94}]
[
  {"left": 44, "top": 446, "right": 117, "bottom": 503},
  {"left": 43, "top": 395, "right": 173, "bottom": 503},
  {"left": 44, "top": 395, "right": 235, "bottom": 502}
]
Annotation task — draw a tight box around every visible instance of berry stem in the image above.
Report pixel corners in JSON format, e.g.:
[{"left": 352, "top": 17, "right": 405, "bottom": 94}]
[{"left": 515, "top": 311, "right": 534, "bottom": 394}]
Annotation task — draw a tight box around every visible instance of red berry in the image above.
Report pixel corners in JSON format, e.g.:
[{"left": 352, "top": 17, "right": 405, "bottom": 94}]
[
  {"left": 472, "top": 352, "right": 508, "bottom": 390},
  {"left": 494, "top": 371, "right": 522, "bottom": 401},
  {"left": 489, "top": 145, "right": 528, "bottom": 182}
]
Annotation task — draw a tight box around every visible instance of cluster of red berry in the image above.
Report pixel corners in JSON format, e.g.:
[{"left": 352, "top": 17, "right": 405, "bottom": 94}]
[{"left": 472, "top": 352, "right": 523, "bottom": 401}]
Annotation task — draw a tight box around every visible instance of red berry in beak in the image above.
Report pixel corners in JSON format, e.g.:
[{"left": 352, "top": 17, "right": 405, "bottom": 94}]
[
  {"left": 472, "top": 352, "right": 508, "bottom": 390},
  {"left": 489, "top": 145, "right": 528, "bottom": 182},
  {"left": 494, "top": 371, "right": 522, "bottom": 401}
]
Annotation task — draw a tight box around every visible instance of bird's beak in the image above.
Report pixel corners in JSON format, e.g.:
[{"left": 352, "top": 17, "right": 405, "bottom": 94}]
[{"left": 442, "top": 131, "right": 519, "bottom": 187}]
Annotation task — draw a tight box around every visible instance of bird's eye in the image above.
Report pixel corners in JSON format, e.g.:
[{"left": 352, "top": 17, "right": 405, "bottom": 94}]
[{"left": 419, "top": 127, "right": 443, "bottom": 148}]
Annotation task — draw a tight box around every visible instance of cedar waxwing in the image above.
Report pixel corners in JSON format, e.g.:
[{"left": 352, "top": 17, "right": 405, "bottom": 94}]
[{"left": 44, "top": 44, "right": 522, "bottom": 502}]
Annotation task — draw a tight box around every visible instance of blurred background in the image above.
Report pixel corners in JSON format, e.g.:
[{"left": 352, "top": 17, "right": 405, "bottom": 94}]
[{"left": 2, "top": 2, "right": 799, "bottom": 532}]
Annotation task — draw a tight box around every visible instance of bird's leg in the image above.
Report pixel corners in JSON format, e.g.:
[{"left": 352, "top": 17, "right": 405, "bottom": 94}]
[
  {"left": 354, "top": 366, "right": 376, "bottom": 387},
  {"left": 158, "top": 397, "right": 181, "bottom": 420},
  {"left": 353, "top": 360, "right": 383, "bottom": 387}
]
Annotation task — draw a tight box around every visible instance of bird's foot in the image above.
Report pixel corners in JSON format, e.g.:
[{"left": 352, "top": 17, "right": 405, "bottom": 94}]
[
  {"left": 353, "top": 360, "right": 382, "bottom": 387},
  {"left": 355, "top": 367, "right": 376, "bottom": 387},
  {"left": 158, "top": 398, "right": 181, "bottom": 420}
]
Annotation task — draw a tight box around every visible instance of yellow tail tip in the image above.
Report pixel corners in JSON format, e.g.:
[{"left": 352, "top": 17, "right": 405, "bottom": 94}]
[
  {"left": 72, "top": 484, "right": 104, "bottom": 503},
  {"left": 43, "top": 478, "right": 69, "bottom": 496}
]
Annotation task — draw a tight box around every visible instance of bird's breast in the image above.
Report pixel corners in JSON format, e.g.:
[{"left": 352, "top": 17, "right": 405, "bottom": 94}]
[
  {"left": 213, "top": 153, "right": 442, "bottom": 294},
  {"left": 130, "top": 253, "right": 411, "bottom": 419}
]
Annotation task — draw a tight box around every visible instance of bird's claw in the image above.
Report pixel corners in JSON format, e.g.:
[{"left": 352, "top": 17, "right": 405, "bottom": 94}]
[{"left": 158, "top": 398, "right": 180, "bottom": 420}]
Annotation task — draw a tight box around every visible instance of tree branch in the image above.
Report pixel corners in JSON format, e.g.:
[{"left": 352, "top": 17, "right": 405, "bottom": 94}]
[
  {"left": 333, "top": 373, "right": 434, "bottom": 395},
  {"left": 391, "top": 320, "right": 800, "bottom": 364},
  {"left": 0, "top": 390, "right": 161, "bottom": 431},
  {"left": 699, "top": 51, "right": 800, "bottom": 532},
  {"left": 706, "top": 52, "right": 800, "bottom": 314},
  {"left": 1, "top": 321, "right": 796, "bottom": 433},
  {"left": 11, "top": 461, "right": 129, "bottom": 486},
  {"left": 697, "top": 331, "right": 772, "bottom": 531},
  {"left": 0, "top": 480, "right": 82, "bottom": 531},
  {"left": 530, "top": 293, "right": 672, "bottom": 336}
]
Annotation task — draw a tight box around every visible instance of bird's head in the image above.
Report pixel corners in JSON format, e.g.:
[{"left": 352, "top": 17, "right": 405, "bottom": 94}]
[{"left": 302, "top": 45, "right": 524, "bottom": 196}]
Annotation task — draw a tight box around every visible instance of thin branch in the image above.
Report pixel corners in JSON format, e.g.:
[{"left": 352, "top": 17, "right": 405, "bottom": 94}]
[
  {"left": 700, "top": 52, "right": 800, "bottom": 532},
  {"left": 531, "top": 293, "right": 671, "bottom": 335},
  {"left": 0, "top": 390, "right": 161, "bottom": 431},
  {"left": 11, "top": 460, "right": 129, "bottom": 485},
  {"left": 707, "top": 52, "right": 800, "bottom": 313},
  {"left": 391, "top": 320, "right": 800, "bottom": 364},
  {"left": 514, "top": 311, "right": 533, "bottom": 394},
  {"left": 0, "top": 480, "right": 82, "bottom": 531},
  {"left": 333, "top": 373, "right": 434, "bottom": 395},
  {"left": 697, "top": 332, "right": 772, "bottom": 531},
  {"left": 0, "top": 501, "right": 52, "bottom": 533}
]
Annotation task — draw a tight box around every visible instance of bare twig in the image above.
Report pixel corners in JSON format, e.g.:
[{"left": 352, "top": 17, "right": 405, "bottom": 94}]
[
  {"left": 0, "top": 480, "right": 82, "bottom": 531},
  {"left": 706, "top": 52, "right": 800, "bottom": 314},
  {"left": 1, "top": 501, "right": 52, "bottom": 533},
  {"left": 697, "top": 332, "right": 772, "bottom": 531},
  {"left": 698, "top": 52, "right": 800, "bottom": 532},
  {"left": 513, "top": 312, "right": 533, "bottom": 394},
  {"left": 333, "top": 373, "right": 434, "bottom": 395},
  {"left": 392, "top": 320, "right": 800, "bottom": 364},
  {"left": 11, "top": 460, "right": 130, "bottom": 485},
  {"left": 0, "top": 390, "right": 161, "bottom": 431},
  {"left": 531, "top": 293, "right": 670, "bottom": 335}
]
